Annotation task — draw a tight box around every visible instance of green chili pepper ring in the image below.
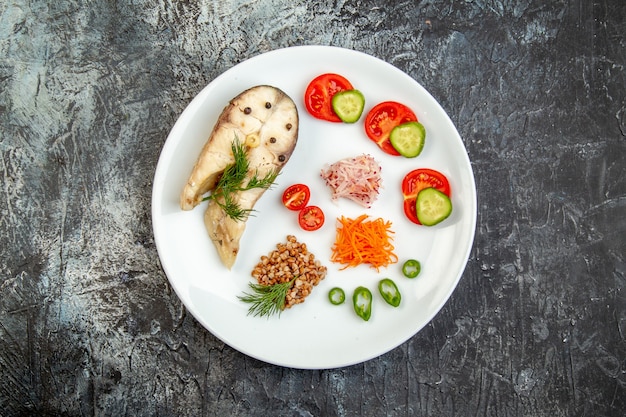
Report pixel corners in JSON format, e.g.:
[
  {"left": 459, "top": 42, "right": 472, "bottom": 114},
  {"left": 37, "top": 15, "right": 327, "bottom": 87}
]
[
  {"left": 328, "top": 287, "right": 346, "bottom": 305},
  {"left": 378, "top": 278, "right": 401, "bottom": 307},
  {"left": 402, "top": 259, "right": 421, "bottom": 278},
  {"left": 352, "top": 286, "right": 373, "bottom": 321}
]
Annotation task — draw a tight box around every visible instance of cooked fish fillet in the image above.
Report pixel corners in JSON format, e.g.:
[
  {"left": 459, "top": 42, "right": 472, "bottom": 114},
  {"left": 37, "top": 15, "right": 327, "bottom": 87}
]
[{"left": 180, "top": 85, "right": 299, "bottom": 268}]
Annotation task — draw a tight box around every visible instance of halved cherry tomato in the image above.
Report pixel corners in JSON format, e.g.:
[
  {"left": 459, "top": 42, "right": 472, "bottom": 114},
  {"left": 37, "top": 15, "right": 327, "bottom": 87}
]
[
  {"left": 364, "top": 101, "right": 418, "bottom": 155},
  {"left": 401, "top": 168, "right": 451, "bottom": 224},
  {"left": 304, "top": 73, "right": 354, "bottom": 122},
  {"left": 298, "top": 206, "right": 325, "bottom": 231},
  {"left": 282, "top": 184, "right": 310, "bottom": 211}
]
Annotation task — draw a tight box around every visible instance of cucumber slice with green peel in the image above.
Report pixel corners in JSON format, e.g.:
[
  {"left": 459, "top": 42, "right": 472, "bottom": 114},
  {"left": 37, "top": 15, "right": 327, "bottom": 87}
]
[
  {"left": 331, "top": 89, "right": 365, "bottom": 123},
  {"left": 416, "top": 187, "right": 452, "bottom": 226},
  {"left": 389, "top": 121, "right": 426, "bottom": 158}
]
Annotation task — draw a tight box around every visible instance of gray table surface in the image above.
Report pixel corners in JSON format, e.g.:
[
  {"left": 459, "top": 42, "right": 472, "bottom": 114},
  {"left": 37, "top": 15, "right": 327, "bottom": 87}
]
[{"left": 1, "top": 1, "right": 625, "bottom": 416}]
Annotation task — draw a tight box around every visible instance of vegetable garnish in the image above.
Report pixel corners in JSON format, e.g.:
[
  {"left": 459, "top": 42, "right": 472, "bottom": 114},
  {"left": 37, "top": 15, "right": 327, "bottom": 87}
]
[
  {"left": 331, "top": 214, "right": 398, "bottom": 272},
  {"left": 389, "top": 121, "right": 426, "bottom": 158},
  {"left": 280, "top": 184, "right": 325, "bottom": 231},
  {"left": 328, "top": 287, "right": 346, "bottom": 305},
  {"left": 364, "top": 101, "right": 418, "bottom": 156},
  {"left": 402, "top": 259, "right": 421, "bottom": 278},
  {"left": 320, "top": 154, "right": 382, "bottom": 208},
  {"left": 282, "top": 183, "right": 310, "bottom": 211},
  {"left": 238, "top": 277, "right": 296, "bottom": 318},
  {"left": 416, "top": 187, "right": 453, "bottom": 226},
  {"left": 401, "top": 168, "right": 451, "bottom": 225},
  {"left": 353, "top": 286, "right": 373, "bottom": 321},
  {"left": 298, "top": 205, "right": 325, "bottom": 231},
  {"left": 378, "top": 279, "right": 401, "bottom": 307},
  {"left": 203, "top": 139, "right": 279, "bottom": 221},
  {"left": 331, "top": 89, "right": 366, "bottom": 123},
  {"left": 304, "top": 73, "right": 354, "bottom": 122}
]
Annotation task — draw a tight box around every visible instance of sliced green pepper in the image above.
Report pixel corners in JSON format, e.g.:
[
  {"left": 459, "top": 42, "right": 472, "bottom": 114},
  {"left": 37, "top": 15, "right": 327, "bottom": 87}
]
[
  {"left": 352, "top": 286, "right": 373, "bottom": 321},
  {"left": 402, "top": 259, "right": 421, "bottom": 278},
  {"left": 328, "top": 287, "right": 346, "bottom": 305},
  {"left": 378, "top": 278, "right": 401, "bottom": 307}
]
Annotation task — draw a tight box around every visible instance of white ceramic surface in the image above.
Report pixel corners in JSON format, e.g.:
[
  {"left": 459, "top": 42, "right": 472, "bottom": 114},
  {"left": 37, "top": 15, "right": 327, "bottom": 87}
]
[{"left": 152, "top": 46, "right": 477, "bottom": 369}]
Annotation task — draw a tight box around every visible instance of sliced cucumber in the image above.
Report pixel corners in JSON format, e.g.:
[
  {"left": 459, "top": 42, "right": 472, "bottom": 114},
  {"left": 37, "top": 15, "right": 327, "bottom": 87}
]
[
  {"left": 416, "top": 187, "right": 452, "bottom": 226},
  {"left": 389, "top": 121, "right": 426, "bottom": 158},
  {"left": 331, "top": 89, "right": 365, "bottom": 123}
]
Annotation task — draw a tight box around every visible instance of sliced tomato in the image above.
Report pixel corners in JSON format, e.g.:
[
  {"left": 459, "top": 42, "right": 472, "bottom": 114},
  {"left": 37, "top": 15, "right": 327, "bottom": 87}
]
[
  {"left": 298, "top": 206, "right": 325, "bottom": 231},
  {"left": 364, "top": 101, "right": 418, "bottom": 155},
  {"left": 304, "top": 73, "right": 354, "bottom": 122},
  {"left": 401, "top": 169, "right": 451, "bottom": 224},
  {"left": 282, "top": 184, "right": 310, "bottom": 211}
]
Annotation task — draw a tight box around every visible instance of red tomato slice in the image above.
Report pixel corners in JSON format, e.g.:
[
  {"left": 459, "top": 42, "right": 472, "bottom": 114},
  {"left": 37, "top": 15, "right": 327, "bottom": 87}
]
[
  {"left": 304, "top": 73, "right": 354, "bottom": 122},
  {"left": 282, "top": 184, "right": 310, "bottom": 211},
  {"left": 401, "top": 169, "right": 451, "bottom": 224},
  {"left": 364, "top": 101, "right": 418, "bottom": 155},
  {"left": 298, "top": 206, "right": 325, "bottom": 231}
]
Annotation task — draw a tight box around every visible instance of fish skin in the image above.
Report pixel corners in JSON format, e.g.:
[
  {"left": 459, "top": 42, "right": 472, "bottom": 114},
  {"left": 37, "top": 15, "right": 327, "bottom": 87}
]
[{"left": 180, "top": 85, "right": 299, "bottom": 268}]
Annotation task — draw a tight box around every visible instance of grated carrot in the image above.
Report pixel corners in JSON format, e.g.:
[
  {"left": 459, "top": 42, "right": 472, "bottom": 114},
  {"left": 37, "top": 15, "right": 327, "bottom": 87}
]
[{"left": 331, "top": 214, "right": 398, "bottom": 272}]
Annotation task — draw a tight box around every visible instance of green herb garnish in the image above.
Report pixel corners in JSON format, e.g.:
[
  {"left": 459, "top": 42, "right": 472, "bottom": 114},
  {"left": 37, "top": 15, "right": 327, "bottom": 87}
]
[
  {"left": 204, "top": 139, "right": 279, "bottom": 221},
  {"left": 238, "top": 277, "right": 296, "bottom": 318}
]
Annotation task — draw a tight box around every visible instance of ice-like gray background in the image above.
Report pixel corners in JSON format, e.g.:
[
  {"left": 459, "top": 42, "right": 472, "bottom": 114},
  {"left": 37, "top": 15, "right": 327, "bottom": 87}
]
[{"left": 1, "top": 0, "right": 624, "bottom": 416}]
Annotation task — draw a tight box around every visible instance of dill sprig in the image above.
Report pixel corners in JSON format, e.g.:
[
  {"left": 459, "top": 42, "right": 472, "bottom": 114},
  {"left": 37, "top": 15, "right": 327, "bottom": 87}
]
[
  {"left": 246, "top": 169, "right": 279, "bottom": 191},
  {"left": 238, "top": 277, "right": 297, "bottom": 318},
  {"left": 204, "top": 139, "right": 279, "bottom": 221}
]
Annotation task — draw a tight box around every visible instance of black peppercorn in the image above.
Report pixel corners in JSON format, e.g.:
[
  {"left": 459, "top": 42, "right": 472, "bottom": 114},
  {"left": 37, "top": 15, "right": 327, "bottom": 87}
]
[
  {"left": 265, "top": 102, "right": 272, "bottom": 109},
  {"left": 243, "top": 107, "right": 251, "bottom": 114},
  {"left": 270, "top": 137, "right": 277, "bottom": 143},
  {"left": 286, "top": 123, "right": 292, "bottom": 130},
  {"left": 278, "top": 155, "right": 285, "bottom": 162}
]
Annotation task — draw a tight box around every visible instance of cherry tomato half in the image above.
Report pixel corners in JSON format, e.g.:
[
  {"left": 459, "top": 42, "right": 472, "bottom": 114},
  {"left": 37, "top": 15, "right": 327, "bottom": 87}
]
[
  {"left": 304, "top": 73, "right": 354, "bottom": 122},
  {"left": 364, "top": 101, "right": 418, "bottom": 155},
  {"left": 401, "top": 168, "right": 451, "bottom": 224},
  {"left": 282, "top": 184, "right": 311, "bottom": 211},
  {"left": 298, "top": 206, "right": 325, "bottom": 231}
]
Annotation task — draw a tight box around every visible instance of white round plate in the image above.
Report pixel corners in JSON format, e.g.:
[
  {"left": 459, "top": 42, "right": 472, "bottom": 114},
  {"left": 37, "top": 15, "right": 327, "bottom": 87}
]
[{"left": 152, "top": 45, "right": 476, "bottom": 369}]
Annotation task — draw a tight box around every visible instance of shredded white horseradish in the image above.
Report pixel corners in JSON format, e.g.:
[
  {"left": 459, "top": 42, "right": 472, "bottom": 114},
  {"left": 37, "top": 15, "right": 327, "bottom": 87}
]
[{"left": 320, "top": 154, "right": 382, "bottom": 208}]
